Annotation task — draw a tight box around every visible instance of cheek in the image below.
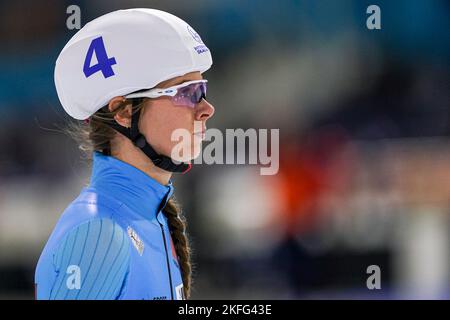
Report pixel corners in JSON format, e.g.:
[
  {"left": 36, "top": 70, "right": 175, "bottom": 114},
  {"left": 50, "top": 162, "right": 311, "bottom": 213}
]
[{"left": 140, "top": 103, "right": 194, "bottom": 156}]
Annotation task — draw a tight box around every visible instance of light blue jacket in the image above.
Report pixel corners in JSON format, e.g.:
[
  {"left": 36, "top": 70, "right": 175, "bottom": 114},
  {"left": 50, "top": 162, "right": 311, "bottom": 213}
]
[{"left": 35, "top": 151, "right": 184, "bottom": 300}]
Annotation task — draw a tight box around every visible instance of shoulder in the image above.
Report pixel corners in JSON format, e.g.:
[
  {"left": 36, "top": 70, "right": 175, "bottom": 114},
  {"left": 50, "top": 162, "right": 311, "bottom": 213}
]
[
  {"left": 64, "top": 187, "right": 124, "bottom": 220},
  {"left": 50, "top": 187, "right": 125, "bottom": 239}
]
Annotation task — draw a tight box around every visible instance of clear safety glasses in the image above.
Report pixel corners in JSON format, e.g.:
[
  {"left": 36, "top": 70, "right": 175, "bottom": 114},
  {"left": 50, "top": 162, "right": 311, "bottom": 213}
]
[{"left": 125, "top": 79, "right": 208, "bottom": 108}]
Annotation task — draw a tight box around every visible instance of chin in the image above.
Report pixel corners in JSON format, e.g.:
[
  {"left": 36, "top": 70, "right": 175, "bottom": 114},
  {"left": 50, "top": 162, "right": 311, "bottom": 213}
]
[
  {"left": 170, "top": 142, "right": 202, "bottom": 163},
  {"left": 190, "top": 145, "right": 202, "bottom": 161}
]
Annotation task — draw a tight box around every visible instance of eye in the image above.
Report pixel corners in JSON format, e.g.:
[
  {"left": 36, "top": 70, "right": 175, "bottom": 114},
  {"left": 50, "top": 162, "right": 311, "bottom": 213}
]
[
  {"left": 191, "top": 88, "right": 205, "bottom": 103},
  {"left": 190, "top": 92, "right": 199, "bottom": 104},
  {"left": 179, "top": 87, "right": 190, "bottom": 97}
]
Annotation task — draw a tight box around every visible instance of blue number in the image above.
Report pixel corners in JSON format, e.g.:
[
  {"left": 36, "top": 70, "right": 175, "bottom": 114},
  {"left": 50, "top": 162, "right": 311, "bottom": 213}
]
[{"left": 83, "top": 36, "right": 117, "bottom": 78}]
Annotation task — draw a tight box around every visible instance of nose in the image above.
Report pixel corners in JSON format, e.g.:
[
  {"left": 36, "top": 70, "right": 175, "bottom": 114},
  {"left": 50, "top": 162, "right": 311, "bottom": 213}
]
[{"left": 195, "top": 98, "right": 215, "bottom": 121}]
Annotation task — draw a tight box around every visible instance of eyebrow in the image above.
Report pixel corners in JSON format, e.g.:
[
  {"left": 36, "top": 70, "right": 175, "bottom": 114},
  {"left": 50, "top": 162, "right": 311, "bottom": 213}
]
[
  {"left": 171, "top": 78, "right": 204, "bottom": 86},
  {"left": 171, "top": 79, "right": 185, "bottom": 86}
]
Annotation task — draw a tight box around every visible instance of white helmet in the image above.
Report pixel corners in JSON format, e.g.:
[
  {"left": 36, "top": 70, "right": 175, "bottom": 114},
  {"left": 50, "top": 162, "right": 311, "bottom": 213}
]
[{"left": 55, "top": 8, "right": 212, "bottom": 120}]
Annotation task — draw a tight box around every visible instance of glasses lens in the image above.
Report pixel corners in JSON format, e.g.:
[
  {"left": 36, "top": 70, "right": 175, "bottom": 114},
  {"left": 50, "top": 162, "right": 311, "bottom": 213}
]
[
  {"left": 173, "top": 82, "right": 207, "bottom": 108},
  {"left": 191, "top": 83, "right": 207, "bottom": 104}
]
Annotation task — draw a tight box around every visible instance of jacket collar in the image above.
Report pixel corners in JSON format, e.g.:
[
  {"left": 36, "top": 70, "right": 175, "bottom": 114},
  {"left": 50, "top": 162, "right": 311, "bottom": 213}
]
[{"left": 90, "top": 151, "right": 174, "bottom": 221}]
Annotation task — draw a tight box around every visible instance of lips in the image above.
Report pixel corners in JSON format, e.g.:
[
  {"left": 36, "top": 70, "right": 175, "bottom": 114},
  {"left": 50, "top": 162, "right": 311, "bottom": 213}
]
[
  {"left": 193, "top": 126, "right": 206, "bottom": 140},
  {"left": 193, "top": 131, "right": 205, "bottom": 140}
]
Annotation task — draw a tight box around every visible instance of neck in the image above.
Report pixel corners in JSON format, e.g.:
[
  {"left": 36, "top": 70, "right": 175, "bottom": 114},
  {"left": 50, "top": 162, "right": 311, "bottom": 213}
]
[{"left": 111, "top": 136, "right": 172, "bottom": 186}]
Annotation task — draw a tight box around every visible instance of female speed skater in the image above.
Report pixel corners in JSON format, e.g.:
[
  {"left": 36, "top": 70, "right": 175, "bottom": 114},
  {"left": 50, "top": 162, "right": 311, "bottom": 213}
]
[{"left": 35, "top": 8, "right": 215, "bottom": 300}]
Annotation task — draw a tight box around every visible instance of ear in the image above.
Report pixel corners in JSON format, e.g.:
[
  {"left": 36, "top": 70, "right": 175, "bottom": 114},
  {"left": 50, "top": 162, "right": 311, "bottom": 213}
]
[{"left": 108, "top": 96, "right": 131, "bottom": 128}]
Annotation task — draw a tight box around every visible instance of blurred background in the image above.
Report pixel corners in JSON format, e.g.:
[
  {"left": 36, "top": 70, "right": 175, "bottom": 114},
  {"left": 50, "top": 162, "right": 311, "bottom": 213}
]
[{"left": 0, "top": 0, "right": 449, "bottom": 299}]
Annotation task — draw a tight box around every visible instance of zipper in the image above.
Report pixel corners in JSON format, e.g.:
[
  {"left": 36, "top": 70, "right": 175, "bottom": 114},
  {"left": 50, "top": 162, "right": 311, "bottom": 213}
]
[{"left": 159, "top": 223, "right": 174, "bottom": 300}]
